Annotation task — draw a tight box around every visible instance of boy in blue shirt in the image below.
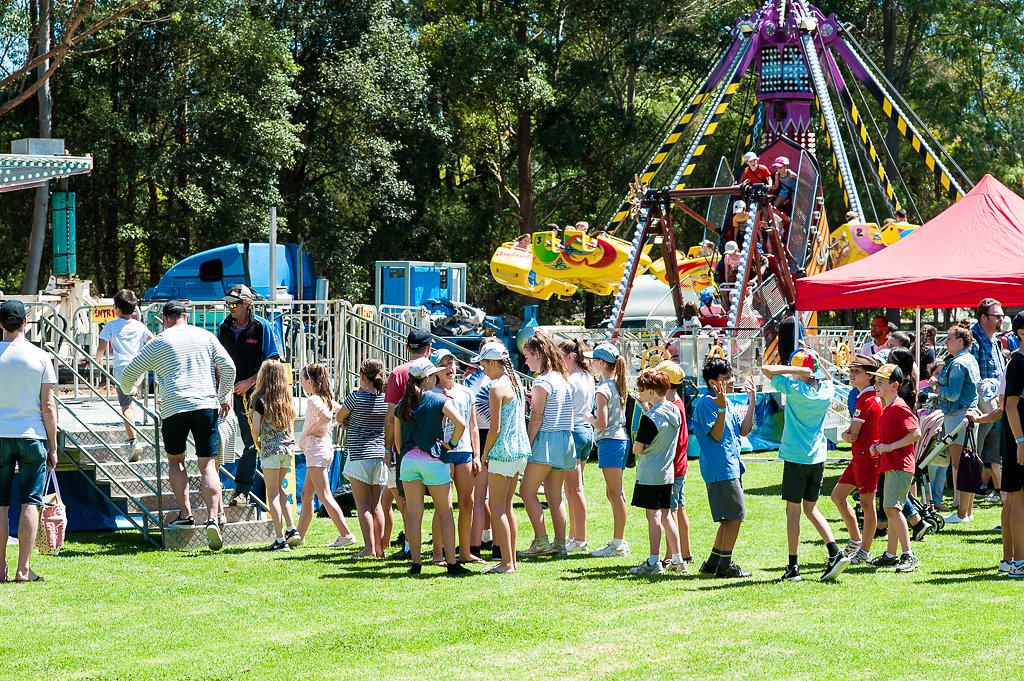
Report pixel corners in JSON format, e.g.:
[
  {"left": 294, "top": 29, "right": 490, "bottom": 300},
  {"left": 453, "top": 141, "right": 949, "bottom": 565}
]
[
  {"left": 762, "top": 350, "right": 850, "bottom": 582},
  {"left": 693, "top": 357, "right": 757, "bottom": 578}
]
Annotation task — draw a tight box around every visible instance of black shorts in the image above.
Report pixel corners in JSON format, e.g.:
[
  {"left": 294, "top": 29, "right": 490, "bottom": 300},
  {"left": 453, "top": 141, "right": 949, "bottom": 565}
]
[
  {"left": 631, "top": 482, "right": 672, "bottom": 510},
  {"left": 781, "top": 461, "right": 825, "bottom": 504},
  {"left": 162, "top": 408, "right": 219, "bottom": 458},
  {"left": 1002, "top": 449, "right": 1024, "bottom": 494},
  {"left": 707, "top": 478, "right": 746, "bottom": 521}
]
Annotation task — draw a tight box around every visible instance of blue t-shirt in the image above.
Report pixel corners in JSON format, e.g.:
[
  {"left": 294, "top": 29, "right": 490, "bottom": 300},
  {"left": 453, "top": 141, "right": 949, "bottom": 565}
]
[
  {"left": 397, "top": 390, "right": 448, "bottom": 458},
  {"left": 692, "top": 392, "right": 745, "bottom": 483},
  {"left": 771, "top": 375, "right": 833, "bottom": 464}
]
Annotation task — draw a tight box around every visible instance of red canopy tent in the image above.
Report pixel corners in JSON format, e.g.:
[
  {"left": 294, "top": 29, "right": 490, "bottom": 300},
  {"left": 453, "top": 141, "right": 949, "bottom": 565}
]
[{"left": 795, "top": 174, "right": 1024, "bottom": 310}]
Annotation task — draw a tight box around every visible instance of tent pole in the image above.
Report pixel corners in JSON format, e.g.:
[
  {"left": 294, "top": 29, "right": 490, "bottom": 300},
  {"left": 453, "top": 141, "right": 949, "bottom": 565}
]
[{"left": 915, "top": 307, "right": 921, "bottom": 382}]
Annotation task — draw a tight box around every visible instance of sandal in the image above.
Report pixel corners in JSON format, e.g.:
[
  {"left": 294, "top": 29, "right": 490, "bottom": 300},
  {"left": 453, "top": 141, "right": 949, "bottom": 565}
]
[
  {"left": 483, "top": 564, "right": 513, "bottom": 574},
  {"left": 14, "top": 572, "right": 44, "bottom": 583}
]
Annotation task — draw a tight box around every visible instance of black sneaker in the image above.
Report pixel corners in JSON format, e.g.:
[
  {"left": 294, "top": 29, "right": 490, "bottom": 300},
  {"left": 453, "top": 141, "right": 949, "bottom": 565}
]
[
  {"left": 821, "top": 552, "right": 851, "bottom": 582},
  {"left": 390, "top": 547, "right": 411, "bottom": 560},
  {"left": 480, "top": 539, "right": 494, "bottom": 552},
  {"left": 266, "top": 539, "right": 290, "bottom": 552},
  {"left": 867, "top": 553, "right": 899, "bottom": 567},
  {"left": 716, "top": 562, "right": 751, "bottom": 578},
  {"left": 781, "top": 565, "right": 803, "bottom": 581},
  {"left": 167, "top": 514, "right": 195, "bottom": 529},
  {"left": 408, "top": 562, "right": 422, "bottom": 575},
  {"left": 447, "top": 563, "right": 472, "bottom": 577},
  {"left": 911, "top": 521, "right": 934, "bottom": 542},
  {"left": 492, "top": 545, "right": 502, "bottom": 560},
  {"left": 284, "top": 528, "right": 303, "bottom": 547},
  {"left": 391, "top": 531, "right": 406, "bottom": 548},
  {"left": 874, "top": 526, "right": 888, "bottom": 539},
  {"left": 698, "top": 558, "right": 718, "bottom": 574},
  {"left": 895, "top": 552, "right": 921, "bottom": 573}
]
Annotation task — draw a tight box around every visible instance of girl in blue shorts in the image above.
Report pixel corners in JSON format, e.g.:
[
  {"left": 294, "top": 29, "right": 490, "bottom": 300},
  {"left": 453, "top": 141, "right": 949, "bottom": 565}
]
[
  {"left": 585, "top": 342, "right": 631, "bottom": 558},
  {"left": 560, "top": 338, "right": 595, "bottom": 553},
  {"left": 395, "top": 357, "right": 470, "bottom": 576}
]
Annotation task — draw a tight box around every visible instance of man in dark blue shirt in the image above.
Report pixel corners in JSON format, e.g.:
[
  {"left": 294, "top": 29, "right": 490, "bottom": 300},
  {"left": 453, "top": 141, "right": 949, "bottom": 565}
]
[{"left": 217, "top": 285, "right": 281, "bottom": 504}]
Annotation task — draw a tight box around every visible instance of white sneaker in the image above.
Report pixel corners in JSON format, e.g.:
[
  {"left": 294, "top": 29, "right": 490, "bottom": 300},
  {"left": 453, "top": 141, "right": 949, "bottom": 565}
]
[
  {"left": 629, "top": 559, "right": 665, "bottom": 575},
  {"left": 327, "top": 535, "right": 357, "bottom": 548},
  {"left": 205, "top": 520, "right": 223, "bottom": 551},
  {"left": 944, "top": 512, "right": 973, "bottom": 524},
  {"left": 669, "top": 560, "right": 688, "bottom": 574},
  {"left": 590, "top": 541, "right": 630, "bottom": 558},
  {"left": 1008, "top": 561, "right": 1024, "bottom": 578},
  {"left": 128, "top": 439, "right": 143, "bottom": 463},
  {"left": 565, "top": 539, "right": 590, "bottom": 553},
  {"left": 999, "top": 560, "right": 1014, "bottom": 573}
]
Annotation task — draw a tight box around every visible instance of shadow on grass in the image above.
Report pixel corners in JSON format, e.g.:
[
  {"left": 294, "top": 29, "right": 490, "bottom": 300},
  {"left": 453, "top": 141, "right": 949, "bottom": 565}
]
[{"left": 58, "top": 531, "right": 155, "bottom": 557}]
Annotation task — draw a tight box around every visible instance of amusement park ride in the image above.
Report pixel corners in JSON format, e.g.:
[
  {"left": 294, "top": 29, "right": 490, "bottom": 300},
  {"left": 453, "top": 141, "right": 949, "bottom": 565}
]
[{"left": 489, "top": 0, "right": 972, "bottom": 352}]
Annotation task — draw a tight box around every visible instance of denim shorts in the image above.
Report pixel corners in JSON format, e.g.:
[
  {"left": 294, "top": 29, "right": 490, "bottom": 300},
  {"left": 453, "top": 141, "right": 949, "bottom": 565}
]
[
  {"left": 572, "top": 424, "right": 595, "bottom": 462},
  {"left": 162, "top": 408, "right": 219, "bottom": 458},
  {"left": 530, "top": 430, "right": 574, "bottom": 471},
  {"left": 0, "top": 438, "right": 47, "bottom": 506},
  {"left": 441, "top": 450, "right": 473, "bottom": 466},
  {"left": 399, "top": 448, "right": 452, "bottom": 486},
  {"left": 670, "top": 475, "right": 686, "bottom": 510},
  {"left": 597, "top": 438, "right": 629, "bottom": 469}
]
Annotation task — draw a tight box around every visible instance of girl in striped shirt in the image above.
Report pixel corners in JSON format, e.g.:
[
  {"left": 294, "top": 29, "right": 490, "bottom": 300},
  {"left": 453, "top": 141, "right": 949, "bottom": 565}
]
[
  {"left": 295, "top": 363, "right": 356, "bottom": 550},
  {"left": 337, "top": 359, "right": 389, "bottom": 557},
  {"left": 519, "top": 332, "right": 575, "bottom": 558}
]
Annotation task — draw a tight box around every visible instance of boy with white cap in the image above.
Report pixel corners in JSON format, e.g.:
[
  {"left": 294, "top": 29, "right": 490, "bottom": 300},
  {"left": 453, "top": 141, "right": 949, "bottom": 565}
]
[
  {"left": 762, "top": 350, "right": 850, "bottom": 582},
  {"left": 739, "top": 151, "right": 772, "bottom": 185}
]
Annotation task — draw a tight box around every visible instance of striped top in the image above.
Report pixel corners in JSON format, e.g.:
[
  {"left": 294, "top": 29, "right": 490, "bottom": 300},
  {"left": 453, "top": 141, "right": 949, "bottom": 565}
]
[
  {"left": 533, "top": 371, "right": 574, "bottom": 432},
  {"left": 343, "top": 390, "right": 388, "bottom": 461},
  {"left": 119, "top": 324, "right": 235, "bottom": 419}
]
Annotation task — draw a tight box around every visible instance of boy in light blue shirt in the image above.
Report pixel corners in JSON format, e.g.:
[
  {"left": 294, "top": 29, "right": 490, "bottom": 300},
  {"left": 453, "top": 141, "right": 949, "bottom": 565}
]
[{"left": 762, "top": 350, "right": 850, "bottom": 583}]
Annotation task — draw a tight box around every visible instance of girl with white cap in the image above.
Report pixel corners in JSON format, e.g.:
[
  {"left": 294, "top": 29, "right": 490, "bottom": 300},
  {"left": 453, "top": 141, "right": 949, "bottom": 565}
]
[
  {"left": 475, "top": 341, "right": 531, "bottom": 573},
  {"left": 518, "top": 332, "right": 576, "bottom": 558},
  {"left": 394, "top": 357, "right": 471, "bottom": 576},
  {"left": 585, "top": 342, "right": 632, "bottom": 558}
]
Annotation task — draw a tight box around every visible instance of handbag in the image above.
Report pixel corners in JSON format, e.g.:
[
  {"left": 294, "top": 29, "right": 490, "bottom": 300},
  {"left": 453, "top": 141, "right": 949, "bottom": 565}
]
[
  {"left": 956, "top": 423, "right": 983, "bottom": 494},
  {"left": 35, "top": 468, "right": 67, "bottom": 556}
]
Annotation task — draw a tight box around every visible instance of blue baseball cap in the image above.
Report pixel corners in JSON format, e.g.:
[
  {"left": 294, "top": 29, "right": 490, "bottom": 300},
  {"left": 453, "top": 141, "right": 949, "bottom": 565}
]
[
  {"left": 584, "top": 342, "right": 620, "bottom": 364},
  {"left": 430, "top": 348, "right": 455, "bottom": 365}
]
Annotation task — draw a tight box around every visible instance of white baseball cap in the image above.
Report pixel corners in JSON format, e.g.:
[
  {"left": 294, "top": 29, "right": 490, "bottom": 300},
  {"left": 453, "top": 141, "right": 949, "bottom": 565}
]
[
  {"left": 733, "top": 200, "right": 747, "bottom": 213},
  {"left": 743, "top": 151, "right": 758, "bottom": 163},
  {"left": 408, "top": 357, "right": 445, "bottom": 379},
  {"left": 472, "top": 343, "right": 509, "bottom": 363},
  {"left": 724, "top": 241, "right": 739, "bottom": 255}
]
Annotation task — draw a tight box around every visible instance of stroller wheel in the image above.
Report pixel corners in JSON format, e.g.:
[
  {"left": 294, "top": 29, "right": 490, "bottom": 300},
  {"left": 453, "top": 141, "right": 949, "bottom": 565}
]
[{"left": 934, "top": 515, "right": 945, "bottom": 531}]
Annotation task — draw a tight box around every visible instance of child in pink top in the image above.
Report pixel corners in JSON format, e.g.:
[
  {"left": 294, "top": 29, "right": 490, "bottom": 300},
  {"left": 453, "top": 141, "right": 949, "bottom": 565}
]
[{"left": 296, "top": 363, "right": 356, "bottom": 548}]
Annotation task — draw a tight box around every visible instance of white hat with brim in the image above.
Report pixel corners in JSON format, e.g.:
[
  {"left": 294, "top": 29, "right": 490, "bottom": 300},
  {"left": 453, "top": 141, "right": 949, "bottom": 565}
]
[
  {"left": 408, "top": 357, "right": 445, "bottom": 379},
  {"left": 473, "top": 343, "right": 509, "bottom": 363}
]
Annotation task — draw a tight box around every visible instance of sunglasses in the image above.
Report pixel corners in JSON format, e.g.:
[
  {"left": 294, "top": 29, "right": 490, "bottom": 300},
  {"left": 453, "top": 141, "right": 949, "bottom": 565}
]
[{"left": 226, "top": 302, "right": 241, "bottom": 310}]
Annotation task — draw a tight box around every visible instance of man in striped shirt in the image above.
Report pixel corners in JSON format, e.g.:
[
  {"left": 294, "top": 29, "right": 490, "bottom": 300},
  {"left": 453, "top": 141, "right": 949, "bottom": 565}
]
[{"left": 120, "top": 301, "right": 236, "bottom": 550}]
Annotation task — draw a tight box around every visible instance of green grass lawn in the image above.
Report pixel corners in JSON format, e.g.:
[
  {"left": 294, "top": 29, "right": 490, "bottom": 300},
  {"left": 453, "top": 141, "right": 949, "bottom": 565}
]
[{"left": 2, "top": 460, "right": 1020, "bottom": 681}]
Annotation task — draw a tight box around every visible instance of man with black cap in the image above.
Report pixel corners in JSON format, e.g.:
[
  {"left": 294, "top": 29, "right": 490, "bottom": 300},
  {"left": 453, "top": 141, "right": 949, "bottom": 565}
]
[
  {"left": 383, "top": 327, "right": 432, "bottom": 559},
  {"left": 217, "top": 284, "right": 281, "bottom": 505},
  {"left": 0, "top": 300, "right": 58, "bottom": 582},
  {"left": 121, "top": 301, "right": 235, "bottom": 550}
]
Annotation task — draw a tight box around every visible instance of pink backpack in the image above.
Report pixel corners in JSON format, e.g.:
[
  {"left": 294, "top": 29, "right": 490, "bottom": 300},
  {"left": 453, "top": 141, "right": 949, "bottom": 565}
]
[{"left": 35, "top": 468, "right": 67, "bottom": 556}]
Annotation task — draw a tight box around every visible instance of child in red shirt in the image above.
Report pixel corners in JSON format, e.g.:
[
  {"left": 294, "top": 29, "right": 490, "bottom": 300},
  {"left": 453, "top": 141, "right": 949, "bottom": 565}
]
[
  {"left": 831, "top": 355, "right": 882, "bottom": 564},
  {"left": 868, "top": 363, "right": 922, "bottom": 573}
]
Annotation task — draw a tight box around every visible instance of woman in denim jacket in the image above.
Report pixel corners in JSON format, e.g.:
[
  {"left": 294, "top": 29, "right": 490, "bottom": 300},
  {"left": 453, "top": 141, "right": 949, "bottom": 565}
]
[{"left": 930, "top": 325, "right": 981, "bottom": 522}]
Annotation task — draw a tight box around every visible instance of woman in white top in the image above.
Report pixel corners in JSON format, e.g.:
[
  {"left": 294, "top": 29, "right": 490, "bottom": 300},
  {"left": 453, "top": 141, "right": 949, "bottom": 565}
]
[
  {"left": 585, "top": 342, "right": 632, "bottom": 558},
  {"left": 519, "top": 332, "right": 575, "bottom": 558},
  {"left": 560, "top": 338, "right": 595, "bottom": 554}
]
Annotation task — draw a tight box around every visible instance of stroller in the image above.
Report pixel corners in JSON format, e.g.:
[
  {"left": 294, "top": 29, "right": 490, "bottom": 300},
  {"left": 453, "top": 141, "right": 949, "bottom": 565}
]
[{"left": 912, "top": 412, "right": 971, "bottom": 534}]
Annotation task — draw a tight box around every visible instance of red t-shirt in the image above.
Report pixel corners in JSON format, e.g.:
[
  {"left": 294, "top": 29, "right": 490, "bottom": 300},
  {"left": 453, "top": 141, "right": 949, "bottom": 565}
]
[
  {"left": 671, "top": 397, "right": 689, "bottom": 477},
  {"left": 384, "top": 361, "right": 412, "bottom": 406},
  {"left": 879, "top": 396, "right": 919, "bottom": 473},
  {"left": 851, "top": 387, "right": 882, "bottom": 458},
  {"left": 740, "top": 164, "right": 772, "bottom": 185}
]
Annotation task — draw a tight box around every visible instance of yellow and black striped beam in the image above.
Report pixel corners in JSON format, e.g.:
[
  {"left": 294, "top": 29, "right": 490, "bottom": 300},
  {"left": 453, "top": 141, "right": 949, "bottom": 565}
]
[
  {"left": 836, "top": 90, "right": 901, "bottom": 210},
  {"left": 603, "top": 44, "right": 736, "bottom": 235}
]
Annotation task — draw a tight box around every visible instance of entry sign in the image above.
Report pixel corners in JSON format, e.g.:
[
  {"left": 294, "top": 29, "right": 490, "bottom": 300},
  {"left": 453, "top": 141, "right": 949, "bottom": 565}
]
[{"left": 92, "top": 306, "right": 118, "bottom": 324}]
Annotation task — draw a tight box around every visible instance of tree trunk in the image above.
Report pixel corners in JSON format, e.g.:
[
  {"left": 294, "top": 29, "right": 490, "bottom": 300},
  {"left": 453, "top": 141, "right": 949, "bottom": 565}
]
[
  {"left": 515, "top": 20, "right": 534, "bottom": 235},
  {"left": 22, "top": 0, "right": 52, "bottom": 294},
  {"left": 880, "top": 0, "right": 901, "bottom": 185}
]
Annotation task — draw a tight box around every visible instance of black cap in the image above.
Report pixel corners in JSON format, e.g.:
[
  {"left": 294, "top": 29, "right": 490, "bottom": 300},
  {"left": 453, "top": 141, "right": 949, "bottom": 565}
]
[
  {"left": 162, "top": 300, "right": 188, "bottom": 316},
  {"left": 407, "top": 328, "right": 432, "bottom": 349},
  {"left": 1013, "top": 311, "right": 1024, "bottom": 334},
  {"left": 0, "top": 300, "right": 27, "bottom": 325}
]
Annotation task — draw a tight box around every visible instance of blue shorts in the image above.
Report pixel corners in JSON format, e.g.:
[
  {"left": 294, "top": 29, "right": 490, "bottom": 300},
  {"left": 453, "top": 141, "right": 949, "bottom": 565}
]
[
  {"left": 779, "top": 185, "right": 794, "bottom": 199},
  {"left": 572, "top": 424, "right": 594, "bottom": 462},
  {"left": 442, "top": 450, "right": 473, "bottom": 466},
  {"left": 0, "top": 438, "right": 47, "bottom": 506},
  {"left": 670, "top": 475, "right": 686, "bottom": 510},
  {"left": 597, "top": 438, "right": 629, "bottom": 469},
  {"left": 530, "top": 431, "right": 574, "bottom": 471},
  {"left": 399, "top": 449, "right": 452, "bottom": 486}
]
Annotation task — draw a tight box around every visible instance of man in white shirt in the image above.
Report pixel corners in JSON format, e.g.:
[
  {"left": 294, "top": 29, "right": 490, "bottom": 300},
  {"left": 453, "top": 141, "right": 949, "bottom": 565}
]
[
  {"left": 94, "top": 289, "right": 153, "bottom": 461},
  {"left": 120, "top": 301, "right": 235, "bottom": 550},
  {"left": 0, "top": 300, "right": 58, "bottom": 582},
  {"left": 859, "top": 315, "right": 890, "bottom": 357}
]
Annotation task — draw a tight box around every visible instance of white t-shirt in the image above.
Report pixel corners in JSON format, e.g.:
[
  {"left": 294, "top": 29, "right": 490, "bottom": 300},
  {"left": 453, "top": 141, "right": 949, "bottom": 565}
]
[
  {"left": 99, "top": 317, "right": 153, "bottom": 379},
  {"left": 0, "top": 339, "right": 57, "bottom": 439},
  {"left": 567, "top": 370, "right": 595, "bottom": 426}
]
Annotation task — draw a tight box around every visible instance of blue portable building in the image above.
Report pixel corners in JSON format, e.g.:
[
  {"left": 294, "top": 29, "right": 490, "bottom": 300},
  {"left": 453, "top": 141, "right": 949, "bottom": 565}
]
[{"left": 145, "top": 242, "right": 317, "bottom": 301}]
